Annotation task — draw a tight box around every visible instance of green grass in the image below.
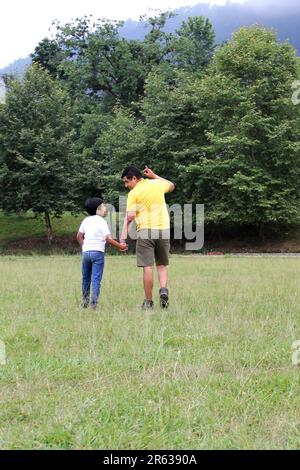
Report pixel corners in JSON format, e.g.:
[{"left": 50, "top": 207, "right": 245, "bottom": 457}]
[
  {"left": 0, "top": 211, "right": 122, "bottom": 255},
  {"left": 1, "top": 255, "right": 300, "bottom": 449}
]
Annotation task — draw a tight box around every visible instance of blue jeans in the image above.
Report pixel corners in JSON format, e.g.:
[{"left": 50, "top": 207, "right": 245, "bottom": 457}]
[{"left": 82, "top": 251, "right": 105, "bottom": 306}]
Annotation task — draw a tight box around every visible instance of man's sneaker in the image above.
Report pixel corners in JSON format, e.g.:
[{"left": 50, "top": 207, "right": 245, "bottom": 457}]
[
  {"left": 81, "top": 300, "right": 89, "bottom": 309},
  {"left": 159, "top": 288, "right": 169, "bottom": 309},
  {"left": 141, "top": 299, "right": 154, "bottom": 310},
  {"left": 90, "top": 302, "right": 98, "bottom": 310}
]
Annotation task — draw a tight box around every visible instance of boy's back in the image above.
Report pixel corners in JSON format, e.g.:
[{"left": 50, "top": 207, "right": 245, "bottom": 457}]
[
  {"left": 79, "top": 215, "right": 110, "bottom": 252},
  {"left": 77, "top": 197, "right": 127, "bottom": 310}
]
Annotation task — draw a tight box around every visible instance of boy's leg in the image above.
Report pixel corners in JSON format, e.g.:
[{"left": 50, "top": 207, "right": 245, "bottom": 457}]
[
  {"left": 82, "top": 252, "right": 92, "bottom": 307},
  {"left": 90, "top": 251, "right": 105, "bottom": 308}
]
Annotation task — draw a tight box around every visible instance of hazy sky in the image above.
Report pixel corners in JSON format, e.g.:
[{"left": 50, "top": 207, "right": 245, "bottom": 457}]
[{"left": 0, "top": 0, "right": 248, "bottom": 69}]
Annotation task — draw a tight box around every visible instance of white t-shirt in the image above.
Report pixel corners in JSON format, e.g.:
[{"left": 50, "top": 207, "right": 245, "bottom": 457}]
[{"left": 79, "top": 216, "right": 111, "bottom": 252}]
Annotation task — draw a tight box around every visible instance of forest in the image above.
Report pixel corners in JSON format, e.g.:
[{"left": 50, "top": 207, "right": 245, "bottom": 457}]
[{"left": 1, "top": 12, "right": 300, "bottom": 242}]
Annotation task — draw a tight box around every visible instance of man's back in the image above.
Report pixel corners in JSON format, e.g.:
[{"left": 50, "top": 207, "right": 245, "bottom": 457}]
[{"left": 127, "top": 179, "right": 170, "bottom": 231}]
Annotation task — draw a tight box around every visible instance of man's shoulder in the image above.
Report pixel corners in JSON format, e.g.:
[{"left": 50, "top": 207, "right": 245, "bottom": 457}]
[
  {"left": 146, "top": 179, "right": 167, "bottom": 192},
  {"left": 135, "top": 179, "right": 156, "bottom": 191},
  {"left": 129, "top": 181, "right": 145, "bottom": 196}
]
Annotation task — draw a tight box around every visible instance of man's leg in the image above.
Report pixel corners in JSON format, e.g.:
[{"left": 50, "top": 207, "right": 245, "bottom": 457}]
[
  {"left": 155, "top": 237, "right": 170, "bottom": 308},
  {"left": 137, "top": 235, "right": 155, "bottom": 308},
  {"left": 156, "top": 265, "right": 168, "bottom": 289},
  {"left": 143, "top": 266, "right": 154, "bottom": 301}
]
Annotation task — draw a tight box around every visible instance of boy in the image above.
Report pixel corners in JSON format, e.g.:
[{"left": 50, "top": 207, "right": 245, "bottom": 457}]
[{"left": 77, "top": 197, "right": 127, "bottom": 309}]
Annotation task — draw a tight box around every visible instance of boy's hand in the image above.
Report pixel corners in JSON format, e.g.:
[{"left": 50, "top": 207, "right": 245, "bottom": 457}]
[
  {"left": 119, "top": 242, "right": 128, "bottom": 252},
  {"left": 143, "top": 166, "right": 156, "bottom": 179}
]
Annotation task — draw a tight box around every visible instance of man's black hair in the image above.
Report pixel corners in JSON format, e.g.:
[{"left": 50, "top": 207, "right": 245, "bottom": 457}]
[
  {"left": 121, "top": 166, "right": 143, "bottom": 180},
  {"left": 84, "top": 197, "right": 103, "bottom": 216}
]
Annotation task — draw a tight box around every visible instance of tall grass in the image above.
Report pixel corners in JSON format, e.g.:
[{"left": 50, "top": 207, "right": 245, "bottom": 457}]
[{"left": 1, "top": 255, "right": 300, "bottom": 449}]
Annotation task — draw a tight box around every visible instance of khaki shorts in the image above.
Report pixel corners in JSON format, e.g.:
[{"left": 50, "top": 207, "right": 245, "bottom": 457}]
[{"left": 136, "top": 229, "right": 170, "bottom": 267}]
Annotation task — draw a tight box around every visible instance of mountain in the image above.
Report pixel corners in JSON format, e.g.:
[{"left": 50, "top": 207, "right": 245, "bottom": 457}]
[
  {"left": 0, "top": 56, "right": 31, "bottom": 78},
  {"left": 119, "top": 0, "right": 300, "bottom": 53},
  {"left": 1, "top": 0, "right": 299, "bottom": 77}
]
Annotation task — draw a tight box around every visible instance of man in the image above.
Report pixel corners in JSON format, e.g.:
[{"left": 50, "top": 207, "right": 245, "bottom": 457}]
[{"left": 120, "top": 165, "right": 175, "bottom": 309}]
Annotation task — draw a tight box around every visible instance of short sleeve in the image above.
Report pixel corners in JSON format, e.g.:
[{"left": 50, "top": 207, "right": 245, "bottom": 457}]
[
  {"left": 126, "top": 191, "right": 137, "bottom": 213},
  {"left": 102, "top": 220, "right": 111, "bottom": 238},
  {"left": 152, "top": 179, "right": 171, "bottom": 193},
  {"left": 78, "top": 220, "right": 85, "bottom": 233}
]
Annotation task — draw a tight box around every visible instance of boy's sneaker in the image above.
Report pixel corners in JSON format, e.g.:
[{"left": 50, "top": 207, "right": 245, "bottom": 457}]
[
  {"left": 81, "top": 300, "right": 89, "bottom": 309},
  {"left": 90, "top": 302, "right": 98, "bottom": 310},
  {"left": 141, "top": 299, "right": 154, "bottom": 310},
  {"left": 159, "top": 288, "right": 169, "bottom": 309}
]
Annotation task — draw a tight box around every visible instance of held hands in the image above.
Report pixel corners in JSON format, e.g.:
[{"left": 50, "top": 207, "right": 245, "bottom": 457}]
[
  {"left": 143, "top": 166, "right": 156, "bottom": 179},
  {"left": 119, "top": 242, "right": 128, "bottom": 252}
]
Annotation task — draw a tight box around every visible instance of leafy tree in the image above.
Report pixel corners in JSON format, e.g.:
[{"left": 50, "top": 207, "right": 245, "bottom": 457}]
[
  {"left": 14, "top": 18, "right": 300, "bottom": 242},
  {"left": 73, "top": 109, "right": 114, "bottom": 202},
  {"left": 94, "top": 68, "right": 203, "bottom": 208},
  {"left": 32, "top": 17, "right": 147, "bottom": 109},
  {"left": 32, "top": 12, "right": 202, "bottom": 111},
  {"left": 183, "top": 26, "right": 300, "bottom": 235},
  {"left": 100, "top": 26, "right": 300, "bottom": 238},
  {"left": 31, "top": 37, "right": 63, "bottom": 78},
  {"left": 170, "top": 16, "right": 215, "bottom": 73},
  {"left": 0, "top": 64, "right": 77, "bottom": 241}
]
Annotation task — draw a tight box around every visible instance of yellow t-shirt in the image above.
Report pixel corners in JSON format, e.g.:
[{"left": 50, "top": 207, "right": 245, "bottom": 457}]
[{"left": 126, "top": 179, "right": 170, "bottom": 231}]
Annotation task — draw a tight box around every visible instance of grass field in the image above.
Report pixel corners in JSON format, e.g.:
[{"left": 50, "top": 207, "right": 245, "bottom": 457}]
[
  {"left": 0, "top": 211, "right": 123, "bottom": 255},
  {"left": 1, "top": 254, "right": 300, "bottom": 449},
  {"left": 0, "top": 211, "right": 84, "bottom": 243},
  {"left": 2, "top": 211, "right": 300, "bottom": 256}
]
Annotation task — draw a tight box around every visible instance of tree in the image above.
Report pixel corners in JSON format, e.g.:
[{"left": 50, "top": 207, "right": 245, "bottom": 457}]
[
  {"left": 93, "top": 68, "right": 204, "bottom": 209},
  {"left": 32, "top": 13, "right": 179, "bottom": 111},
  {"left": 73, "top": 108, "right": 115, "bottom": 203},
  {"left": 99, "top": 26, "right": 300, "bottom": 238},
  {"left": 170, "top": 16, "right": 215, "bottom": 73},
  {"left": 32, "top": 17, "right": 145, "bottom": 109},
  {"left": 183, "top": 26, "right": 300, "bottom": 234},
  {"left": 0, "top": 64, "right": 77, "bottom": 242},
  {"left": 31, "top": 37, "right": 64, "bottom": 79}
]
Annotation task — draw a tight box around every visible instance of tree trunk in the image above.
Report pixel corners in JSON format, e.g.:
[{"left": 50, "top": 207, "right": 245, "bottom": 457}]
[{"left": 44, "top": 211, "right": 53, "bottom": 243}]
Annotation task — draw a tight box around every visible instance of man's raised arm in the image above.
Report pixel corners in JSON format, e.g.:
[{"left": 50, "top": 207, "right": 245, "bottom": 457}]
[{"left": 143, "top": 166, "right": 175, "bottom": 192}]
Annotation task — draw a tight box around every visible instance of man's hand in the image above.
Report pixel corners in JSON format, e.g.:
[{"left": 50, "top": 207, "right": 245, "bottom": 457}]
[
  {"left": 119, "top": 242, "right": 128, "bottom": 252},
  {"left": 143, "top": 166, "right": 156, "bottom": 179},
  {"left": 143, "top": 166, "right": 175, "bottom": 192}
]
